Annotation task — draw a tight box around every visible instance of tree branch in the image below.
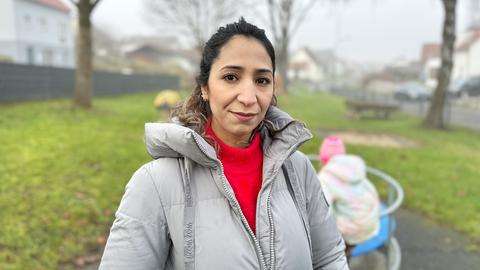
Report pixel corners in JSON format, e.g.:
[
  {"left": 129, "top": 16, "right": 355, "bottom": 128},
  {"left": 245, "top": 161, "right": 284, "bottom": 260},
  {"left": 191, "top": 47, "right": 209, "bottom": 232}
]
[
  {"left": 143, "top": 0, "right": 238, "bottom": 50},
  {"left": 91, "top": 0, "right": 102, "bottom": 10},
  {"left": 290, "top": 0, "right": 317, "bottom": 38},
  {"left": 69, "top": 0, "right": 80, "bottom": 8}
]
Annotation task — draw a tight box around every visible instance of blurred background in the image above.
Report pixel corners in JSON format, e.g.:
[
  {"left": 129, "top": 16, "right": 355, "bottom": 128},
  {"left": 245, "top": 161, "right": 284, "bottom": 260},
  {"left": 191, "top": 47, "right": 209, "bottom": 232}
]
[{"left": 0, "top": 0, "right": 479, "bottom": 269}]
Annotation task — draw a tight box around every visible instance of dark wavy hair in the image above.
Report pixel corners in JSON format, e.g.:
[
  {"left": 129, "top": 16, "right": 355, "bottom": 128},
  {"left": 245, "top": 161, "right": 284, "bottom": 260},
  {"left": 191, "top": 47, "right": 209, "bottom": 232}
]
[{"left": 172, "top": 17, "right": 276, "bottom": 135}]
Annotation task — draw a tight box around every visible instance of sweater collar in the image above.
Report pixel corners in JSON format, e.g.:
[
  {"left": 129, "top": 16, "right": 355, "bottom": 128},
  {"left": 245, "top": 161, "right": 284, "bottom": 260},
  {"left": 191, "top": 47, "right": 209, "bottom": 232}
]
[{"left": 205, "top": 117, "right": 262, "bottom": 165}]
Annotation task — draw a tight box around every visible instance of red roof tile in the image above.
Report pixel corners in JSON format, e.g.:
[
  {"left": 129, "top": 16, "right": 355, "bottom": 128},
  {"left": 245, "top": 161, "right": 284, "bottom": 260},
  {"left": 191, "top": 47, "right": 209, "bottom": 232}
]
[
  {"left": 457, "top": 31, "right": 480, "bottom": 51},
  {"left": 33, "top": 0, "right": 70, "bottom": 13},
  {"left": 420, "top": 43, "right": 440, "bottom": 64}
]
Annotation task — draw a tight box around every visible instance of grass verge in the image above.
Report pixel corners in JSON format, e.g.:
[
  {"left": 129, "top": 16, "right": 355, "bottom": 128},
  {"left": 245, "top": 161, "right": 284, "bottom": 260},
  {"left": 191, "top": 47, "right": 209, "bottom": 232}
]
[{"left": 0, "top": 92, "right": 162, "bottom": 269}]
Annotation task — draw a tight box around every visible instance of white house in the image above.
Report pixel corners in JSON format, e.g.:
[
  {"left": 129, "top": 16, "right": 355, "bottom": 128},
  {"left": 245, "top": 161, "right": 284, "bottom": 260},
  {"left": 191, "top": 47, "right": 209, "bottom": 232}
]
[
  {"left": 121, "top": 36, "right": 200, "bottom": 76},
  {"left": 452, "top": 27, "right": 480, "bottom": 80},
  {"left": 0, "top": 0, "right": 74, "bottom": 67},
  {"left": 420, "top": 27, "right": 480, "bottom": 88},
  {"left": 288, "top": 48, "right": 326, "bottom": 84},
  {"left": 419, "top": 43, "right": 441, "bottom": 89},
  {"left": 288, "top": 47, "right": 364, "bottom": 91}
]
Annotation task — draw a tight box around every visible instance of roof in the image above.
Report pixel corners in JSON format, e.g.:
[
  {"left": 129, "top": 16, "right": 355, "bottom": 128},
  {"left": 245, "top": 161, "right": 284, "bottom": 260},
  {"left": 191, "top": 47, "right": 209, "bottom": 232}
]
[
  {"left": 420, "top": 43, "right": 440, "bottom": 64},
  {"left": 120, "top": 36, "right": 179, "bottom": 53},
  {"left": 290, "top": 47, "right": 336, "bottom": 71},
  {"left": 456, "top": 30, "right": 480, "bottom": 51},
  {"left": 33, "top": 0, "right": 70, "bottom": 13}
]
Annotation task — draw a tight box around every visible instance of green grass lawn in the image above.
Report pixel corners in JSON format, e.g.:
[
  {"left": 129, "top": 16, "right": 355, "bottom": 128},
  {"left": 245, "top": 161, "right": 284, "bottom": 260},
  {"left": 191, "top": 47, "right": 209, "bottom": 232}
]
[
  {"left": 0, "top": 90, "right": 479, "bottom": 269},
  {"left": 0, "top": 93, "right": 163, "bottom": 269}
]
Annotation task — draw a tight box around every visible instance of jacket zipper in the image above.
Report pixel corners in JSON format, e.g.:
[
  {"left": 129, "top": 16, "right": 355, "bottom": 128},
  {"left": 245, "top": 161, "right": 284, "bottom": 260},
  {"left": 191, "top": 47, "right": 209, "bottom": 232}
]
[
  {"left": 218, "top": 166, "right": 268, "bottom": 270},
  {"left": 192, "top": 135, "right": 268, "bottom": 270},
  {"left": 266, "top": 187, "right": 275, "bottom": 270}
]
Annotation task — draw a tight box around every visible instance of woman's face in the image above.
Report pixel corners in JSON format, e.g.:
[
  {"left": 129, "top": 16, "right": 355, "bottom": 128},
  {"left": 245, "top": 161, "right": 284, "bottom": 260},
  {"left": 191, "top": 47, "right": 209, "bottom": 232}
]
[{"left": 203, "top": 35, "right": 274, "bottom": 148}]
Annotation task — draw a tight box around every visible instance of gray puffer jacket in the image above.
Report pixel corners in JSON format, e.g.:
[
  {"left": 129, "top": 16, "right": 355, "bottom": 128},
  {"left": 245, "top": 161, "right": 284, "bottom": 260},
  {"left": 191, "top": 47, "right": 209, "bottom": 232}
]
[{"left": 100, "top": 107, "right": 348, "bottom": 270}]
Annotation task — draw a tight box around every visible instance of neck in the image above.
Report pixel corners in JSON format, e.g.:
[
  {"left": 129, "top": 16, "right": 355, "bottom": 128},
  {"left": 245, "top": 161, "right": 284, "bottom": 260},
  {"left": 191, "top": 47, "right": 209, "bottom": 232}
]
[
  {"left": 206, "top": 120, "right": 262, "bottom": 166},
  {"left": 210, "top": 119, "right": 252, "bottom": 148}
]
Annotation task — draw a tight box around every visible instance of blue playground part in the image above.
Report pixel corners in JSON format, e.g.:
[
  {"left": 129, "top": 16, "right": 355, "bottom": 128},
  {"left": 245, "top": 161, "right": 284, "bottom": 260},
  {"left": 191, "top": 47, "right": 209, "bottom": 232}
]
[{"left": 351, "top": 204, "right": 395, "bottom": 257}]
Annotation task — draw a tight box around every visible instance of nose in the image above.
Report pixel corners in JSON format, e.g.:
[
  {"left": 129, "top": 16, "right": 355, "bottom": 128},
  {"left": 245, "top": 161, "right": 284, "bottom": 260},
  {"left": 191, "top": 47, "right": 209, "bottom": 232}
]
[{"left": 237, "top": 81, "right": 257, "bottom": 106}]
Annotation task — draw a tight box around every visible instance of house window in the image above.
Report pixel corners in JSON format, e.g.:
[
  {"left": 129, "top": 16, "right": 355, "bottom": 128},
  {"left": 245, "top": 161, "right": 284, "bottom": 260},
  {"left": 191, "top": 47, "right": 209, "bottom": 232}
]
[
  {"left": 24, "top": 14, "right": 31, "bottom": 24},
  {"left": 62, "top": 51, "right": 69, "bottom": 66},
  {"left": 59, "top": 23, "right": 67, "bottom": 43},
  {"left": 39, "top": 17, "right": 47, "bottom": 32},
  {"left": 27, "top": 47, "right": 35, "bottom": 64},
  {"left": 43, "top": 49, "right": 53, "bottom": 66},
  {"left": 429, "top": 68, "right": 439, "bottom": 79}
]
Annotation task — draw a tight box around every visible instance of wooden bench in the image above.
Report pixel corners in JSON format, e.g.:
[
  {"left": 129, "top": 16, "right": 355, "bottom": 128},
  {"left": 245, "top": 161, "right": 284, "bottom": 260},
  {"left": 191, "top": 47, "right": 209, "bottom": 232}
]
[{"left": 345, "top": 99, "right": 399, "bottom": 119}]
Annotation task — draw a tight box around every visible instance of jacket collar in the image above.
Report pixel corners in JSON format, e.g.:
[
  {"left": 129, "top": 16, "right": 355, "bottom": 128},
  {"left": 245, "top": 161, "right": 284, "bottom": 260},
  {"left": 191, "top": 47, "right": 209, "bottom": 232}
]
[{"left": 144, "top": 106, "right": 312, "bottom": 168}]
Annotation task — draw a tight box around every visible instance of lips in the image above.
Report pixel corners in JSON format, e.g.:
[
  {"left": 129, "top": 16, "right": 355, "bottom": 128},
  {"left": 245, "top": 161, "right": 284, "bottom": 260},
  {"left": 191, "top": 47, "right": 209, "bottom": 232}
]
[
  {"left": 234, "top": 112, "right": 256, "bottom": 117},
  {"left": 232, "top": 111, "right": 257, "bottom": 121}
]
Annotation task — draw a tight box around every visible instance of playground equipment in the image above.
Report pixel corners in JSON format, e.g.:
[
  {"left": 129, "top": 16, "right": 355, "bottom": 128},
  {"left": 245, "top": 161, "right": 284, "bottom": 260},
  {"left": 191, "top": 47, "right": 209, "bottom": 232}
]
[
  {"left": 154, "top": 90, "right": 181, "bottom": 110},
  {"left": 307, "top": 154, "right": 404, "bottom": 270}
]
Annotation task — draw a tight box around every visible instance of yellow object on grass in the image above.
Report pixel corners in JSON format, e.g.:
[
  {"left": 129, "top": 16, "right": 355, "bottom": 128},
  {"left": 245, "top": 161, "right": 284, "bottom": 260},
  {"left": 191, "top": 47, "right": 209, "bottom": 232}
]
[{"left": 154, "top": 90, "right": 181, "bottom": 110}]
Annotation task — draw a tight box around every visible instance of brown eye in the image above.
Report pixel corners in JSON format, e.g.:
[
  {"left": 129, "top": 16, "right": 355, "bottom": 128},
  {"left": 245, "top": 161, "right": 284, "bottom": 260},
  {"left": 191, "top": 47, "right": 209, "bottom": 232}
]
[
  {"left": 224, "top": 74, "right": 238, "bottom": 81},
  {"left": 257, "top": 78, "right": 271, "bottom": 85}
]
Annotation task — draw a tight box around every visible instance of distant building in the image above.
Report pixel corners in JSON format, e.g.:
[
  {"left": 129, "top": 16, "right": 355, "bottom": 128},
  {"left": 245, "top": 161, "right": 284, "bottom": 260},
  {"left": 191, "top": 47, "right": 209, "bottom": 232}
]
[
  {"left": 420, "top": 26, "right": 480, "bottom": 88},
  {"left": 288, "top": 47, "right": 359, "bottom": 91},
  {"left": 385, "top": 58, "right": 421, "bottom": 82},
  {"left": 452, "top": 27, "right": 480, "bottom": 80},
  {"left": 419, "top": 43, "right": 441, "bottom": 89},
  {"left": 362, "top": 72, "right": 398, "bottom": 95},
  {"left": 122, "top": 39, "right": 199, "bottom": 75},
  {"left": 0, "top": 0, "right": 74, "bottom": 67},
  {"left": 288, "top": 48, "right": 327, "bottom": 84}
]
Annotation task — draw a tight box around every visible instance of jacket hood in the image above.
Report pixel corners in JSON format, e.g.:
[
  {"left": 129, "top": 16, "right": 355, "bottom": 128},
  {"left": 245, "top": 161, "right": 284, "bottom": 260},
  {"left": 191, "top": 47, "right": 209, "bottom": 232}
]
[
  {"left": 144, "top": 106, "right": 312, "bottom": 168},
  {"left": 322, "top": 154, "right": 367, "bottom": 184}
]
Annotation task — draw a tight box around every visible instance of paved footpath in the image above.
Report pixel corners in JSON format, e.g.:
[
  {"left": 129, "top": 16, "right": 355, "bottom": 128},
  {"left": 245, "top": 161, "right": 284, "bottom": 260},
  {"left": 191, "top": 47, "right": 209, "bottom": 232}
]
[
  {"left": 395, "top": 208, "right": 480, "bottom": 270},
  {"left": 79, "top": 208, "right": 480, "bottom": 270}
]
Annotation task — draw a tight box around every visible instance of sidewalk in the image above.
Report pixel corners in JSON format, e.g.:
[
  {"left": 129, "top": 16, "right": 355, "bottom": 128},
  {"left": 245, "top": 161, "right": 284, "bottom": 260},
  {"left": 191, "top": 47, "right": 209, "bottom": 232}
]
[
  {"left": 348, "top": 208, "right": 480, "bottom": 270},
  {"left": 395, "top": 208, "right": 480, "bottom": 270}
]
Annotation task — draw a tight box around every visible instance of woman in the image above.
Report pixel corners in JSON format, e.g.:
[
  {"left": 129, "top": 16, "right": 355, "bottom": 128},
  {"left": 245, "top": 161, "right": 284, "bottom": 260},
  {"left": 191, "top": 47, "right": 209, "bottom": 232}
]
[{"left": 100, "top": 18, "right": 348, "bottom": 270}]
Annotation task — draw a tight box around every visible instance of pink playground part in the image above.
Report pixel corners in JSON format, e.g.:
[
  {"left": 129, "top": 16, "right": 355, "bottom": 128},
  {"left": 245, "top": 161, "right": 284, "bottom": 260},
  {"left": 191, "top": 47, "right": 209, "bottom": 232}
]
[{"left": 319, "top": 136, "right": 346, "bottom": 164}]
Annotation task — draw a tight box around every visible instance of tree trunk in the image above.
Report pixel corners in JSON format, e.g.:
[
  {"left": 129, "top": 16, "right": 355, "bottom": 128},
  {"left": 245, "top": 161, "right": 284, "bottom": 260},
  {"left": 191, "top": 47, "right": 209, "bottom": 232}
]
[
  {"left": 276, "top": 40, "right": 289, "bottom": 95},
  {"left": 423, "top": 0, "right": 456, "bottom": 129},
  {"left": 73, "top": 0, "right": 93, "bottom": 108}
]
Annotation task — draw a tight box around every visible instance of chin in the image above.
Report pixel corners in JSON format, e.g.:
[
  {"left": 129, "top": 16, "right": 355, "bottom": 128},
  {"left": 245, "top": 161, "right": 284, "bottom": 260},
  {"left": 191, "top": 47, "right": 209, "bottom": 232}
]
[{"left": 229, "top": 125, "right": 255, "bottom": 138}]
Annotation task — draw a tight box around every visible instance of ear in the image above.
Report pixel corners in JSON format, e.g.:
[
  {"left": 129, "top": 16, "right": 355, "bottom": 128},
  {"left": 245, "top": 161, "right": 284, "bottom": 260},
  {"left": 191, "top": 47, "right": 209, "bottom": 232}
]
[
  {"left": 201, "top": 86, "right": 209, "bottom": 96},
  {"left": 200, "top": 86, "right": 209, "bottom": 101}
]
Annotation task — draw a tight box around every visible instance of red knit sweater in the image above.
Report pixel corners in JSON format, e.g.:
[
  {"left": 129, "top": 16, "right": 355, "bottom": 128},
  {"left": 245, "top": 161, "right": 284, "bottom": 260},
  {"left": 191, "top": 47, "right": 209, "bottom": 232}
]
[{"left": 206, "top": 120, "right": 263, "bottom": 234}]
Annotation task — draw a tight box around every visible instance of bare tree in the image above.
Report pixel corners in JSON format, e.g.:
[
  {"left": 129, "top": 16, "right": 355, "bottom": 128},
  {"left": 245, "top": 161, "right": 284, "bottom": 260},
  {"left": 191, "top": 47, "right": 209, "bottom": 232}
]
[
  {"left": 266, "top": 0, "right": 318, "bottom": 92},
  {"left": 423, "top": 0, "right": 457, "bottom": 129},
  {"left": 70, "top": 0, "right": 101, "bottom": 108},
  {"left": 143, "top": 0, "right": 238, "bottom": 52}
]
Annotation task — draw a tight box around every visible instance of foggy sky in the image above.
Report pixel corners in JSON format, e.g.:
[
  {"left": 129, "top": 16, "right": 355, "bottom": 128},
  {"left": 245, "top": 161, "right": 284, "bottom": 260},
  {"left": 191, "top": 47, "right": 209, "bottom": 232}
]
[{"left": 91, "top": 0, "right": 470, "bottom": 65}]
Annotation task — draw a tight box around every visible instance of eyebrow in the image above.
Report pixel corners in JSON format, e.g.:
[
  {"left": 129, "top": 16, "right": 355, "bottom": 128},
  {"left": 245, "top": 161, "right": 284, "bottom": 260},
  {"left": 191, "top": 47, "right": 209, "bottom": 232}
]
[{"left": 219, "top": 65, "right": 273, "bottom": 75}]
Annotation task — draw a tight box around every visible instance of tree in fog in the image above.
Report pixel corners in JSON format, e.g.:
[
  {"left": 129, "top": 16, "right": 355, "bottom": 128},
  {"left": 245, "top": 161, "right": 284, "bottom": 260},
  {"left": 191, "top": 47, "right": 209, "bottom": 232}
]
[
  {"left": 265, "top": 0, "right": 318, "bottom": 92},
  {"left": 143, "top": 0, "right": 238, "bottom": 52},
  {"left": 423, "top": 0, "right": 457, "bottom": 129},
  {"left": 70, "top": 0, "right": 102, "bottom": 108}
]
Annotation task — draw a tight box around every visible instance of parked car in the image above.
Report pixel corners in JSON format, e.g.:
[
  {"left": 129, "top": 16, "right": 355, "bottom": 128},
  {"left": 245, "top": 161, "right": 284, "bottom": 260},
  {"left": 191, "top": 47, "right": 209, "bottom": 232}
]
[
  {"left": 448, "top": 78, "right": 467, "bottom": 98},
  {"left": 457, "top": 76, "right": 480, "bottom": 97},
  {"left": 394, "top": 82, "right": 431, "bottom": 102}
]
